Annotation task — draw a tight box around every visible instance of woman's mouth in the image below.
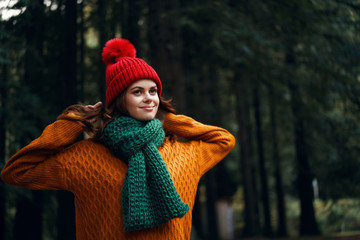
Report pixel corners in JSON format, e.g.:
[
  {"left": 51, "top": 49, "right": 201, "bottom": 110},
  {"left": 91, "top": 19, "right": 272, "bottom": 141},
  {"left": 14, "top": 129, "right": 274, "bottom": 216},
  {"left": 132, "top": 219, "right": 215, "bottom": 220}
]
[{"left": 141, "top": 106, "right": 154, "bottom": 111}]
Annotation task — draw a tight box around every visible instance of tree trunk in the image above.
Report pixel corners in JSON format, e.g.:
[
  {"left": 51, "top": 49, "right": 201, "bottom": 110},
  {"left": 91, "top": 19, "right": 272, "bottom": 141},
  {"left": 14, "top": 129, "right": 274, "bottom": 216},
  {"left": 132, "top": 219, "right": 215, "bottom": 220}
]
[
  {"left": 61, "top": 0, "right": 78, "bottom": 107},
  {"left": 235, "top": 73, "right": 259, "bottom": 236},
  {"left": 97, "top": 0, "right": 106, "bottom": 103},
  {"left": 14, "top": 1, "right": 46, "bottom": 239},
  {"left": 79, "top": 0, "right": 85, "bottom": 102},
  {"left": 192, "top": 186, "right": 205, "bottom": 238},
  {"left": 57, "top": 1, "right": 77, "bottom": 239},
  {"left": 57, "top": 191, "right": 76, "bottom": 240},
  {"left": 13, "top": 195, "right": 43, "bottom": 240},
  {"left": 0, "top": 61, "right": 8, "bottom": 240},
  {"left": 121, "top": 0, "right": 141, "bottom": 47},
  {"left": 203, "top": 66, "right": 221, "bottom": 240},
  {"left": 286, "top": 53, "right": 320, "bottom": 236},
  {"left": 0, "top": 64, "right": 5, "bottom": 162},
  {"left": 268, "top": 84, "right": 288, "bottom": 237},
  {"left": 0, "top": 181, "right": 4, "bottom": 240},
  {"left": 205, "top": 171, "right": 219, "bottom": 240},
  {"left": 289, "top": 84, "right": 320, "bottom": 236},
  {"left": 147, "top": 0, "right": 185, "bottom": 111},
  {"left": 252, "top": 78, "right": 273, "bottom": 237}
]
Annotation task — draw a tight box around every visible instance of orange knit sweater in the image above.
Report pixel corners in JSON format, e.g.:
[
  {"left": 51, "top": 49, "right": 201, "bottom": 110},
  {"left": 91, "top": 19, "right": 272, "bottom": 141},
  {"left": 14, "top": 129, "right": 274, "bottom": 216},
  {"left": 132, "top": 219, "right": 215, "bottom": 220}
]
[{"left": 1, "top": 113, "right": 235, "bottom": 239}]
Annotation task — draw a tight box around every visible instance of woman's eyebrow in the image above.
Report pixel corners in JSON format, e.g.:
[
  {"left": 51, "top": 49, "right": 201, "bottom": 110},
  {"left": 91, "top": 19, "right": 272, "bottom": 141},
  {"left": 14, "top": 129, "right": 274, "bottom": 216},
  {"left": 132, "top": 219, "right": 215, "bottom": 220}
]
[
  {"left": 129, "top": 86, "right": 143, "bottom": 90},
  {"left": 129, "top": 85, "right": 157, "bottom": 90}
]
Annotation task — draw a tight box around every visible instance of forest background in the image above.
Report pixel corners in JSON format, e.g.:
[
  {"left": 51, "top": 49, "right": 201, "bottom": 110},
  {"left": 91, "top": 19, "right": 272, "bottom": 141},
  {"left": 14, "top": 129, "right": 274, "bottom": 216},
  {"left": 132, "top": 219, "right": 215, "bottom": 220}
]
[{"left": 0, "top": 0, "right": 359, "bottom": 240}]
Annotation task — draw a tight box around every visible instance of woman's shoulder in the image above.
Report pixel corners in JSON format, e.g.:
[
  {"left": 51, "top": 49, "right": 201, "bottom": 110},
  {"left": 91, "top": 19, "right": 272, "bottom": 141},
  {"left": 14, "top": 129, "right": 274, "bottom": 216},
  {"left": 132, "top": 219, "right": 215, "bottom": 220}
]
[
  {"left": 58, "top": 138, "right": 113, "bottom": 165},
  {"left": 160, "top": 139, "right": 199, "bottom": 161},
  {"left": 62, "top": 138, "right": 126, "bottom": 172}
]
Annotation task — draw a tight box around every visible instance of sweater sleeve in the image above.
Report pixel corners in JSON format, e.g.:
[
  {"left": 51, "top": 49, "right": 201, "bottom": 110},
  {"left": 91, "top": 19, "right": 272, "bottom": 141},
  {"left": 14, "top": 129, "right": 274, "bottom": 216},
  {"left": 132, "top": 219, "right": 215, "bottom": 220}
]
[
  {"left": 163, "top": 113, "right": 236, "bottom": 176},
  {"left": 1, "top": 119, "right": 84, "bottom": 190}
]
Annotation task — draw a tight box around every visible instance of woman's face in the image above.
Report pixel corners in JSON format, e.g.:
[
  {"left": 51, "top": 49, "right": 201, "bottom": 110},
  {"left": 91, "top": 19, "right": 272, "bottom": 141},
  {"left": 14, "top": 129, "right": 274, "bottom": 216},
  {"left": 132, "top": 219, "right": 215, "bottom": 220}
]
[{"left": 124, "top": 79, "right": 160, "bottom": 121}]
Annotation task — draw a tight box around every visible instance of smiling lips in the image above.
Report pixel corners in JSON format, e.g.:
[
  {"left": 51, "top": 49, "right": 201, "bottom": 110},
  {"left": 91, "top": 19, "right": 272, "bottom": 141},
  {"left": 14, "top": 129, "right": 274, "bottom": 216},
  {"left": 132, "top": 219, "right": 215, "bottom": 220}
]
[{"left": 141, "top": 106, "right": 155, "bottom": 111}]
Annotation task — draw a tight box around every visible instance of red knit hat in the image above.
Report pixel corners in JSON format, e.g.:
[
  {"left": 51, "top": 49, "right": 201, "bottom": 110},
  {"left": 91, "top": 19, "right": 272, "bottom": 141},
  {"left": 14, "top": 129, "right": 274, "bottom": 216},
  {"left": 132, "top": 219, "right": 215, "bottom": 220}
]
[{"left": 102, "top": 38, "right": 162, "bottom": 107}]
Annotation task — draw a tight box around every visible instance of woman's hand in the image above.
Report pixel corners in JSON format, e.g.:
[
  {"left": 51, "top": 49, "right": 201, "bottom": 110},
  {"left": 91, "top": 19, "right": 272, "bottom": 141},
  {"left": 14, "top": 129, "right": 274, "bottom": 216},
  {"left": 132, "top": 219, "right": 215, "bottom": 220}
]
[
  {"left": 85, "top": 102, "right": 103, "bottom": 123},
  {"left": 58, "top": 102, "right": 105, "bottom": 137}
]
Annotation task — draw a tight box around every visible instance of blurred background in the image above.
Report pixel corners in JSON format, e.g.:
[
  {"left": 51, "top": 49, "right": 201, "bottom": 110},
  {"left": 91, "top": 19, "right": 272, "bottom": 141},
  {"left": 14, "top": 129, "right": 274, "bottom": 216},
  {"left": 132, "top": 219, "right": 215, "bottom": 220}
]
[{"left": 0, "top": 0, "right": 360, "bottom": 239}]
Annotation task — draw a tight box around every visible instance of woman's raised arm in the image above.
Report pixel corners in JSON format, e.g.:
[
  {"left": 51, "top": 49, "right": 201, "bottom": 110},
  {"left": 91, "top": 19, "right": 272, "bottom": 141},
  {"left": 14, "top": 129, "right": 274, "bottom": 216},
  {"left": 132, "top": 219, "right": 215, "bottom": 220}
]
[{"left": 162, "top": 113, "right": 236, "bottom": 176}]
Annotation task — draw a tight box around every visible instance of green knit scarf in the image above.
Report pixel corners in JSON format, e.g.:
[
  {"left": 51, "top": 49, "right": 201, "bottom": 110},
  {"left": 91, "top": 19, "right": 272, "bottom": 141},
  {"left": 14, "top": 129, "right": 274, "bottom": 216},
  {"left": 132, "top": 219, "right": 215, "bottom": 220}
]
[{"left": 102, "top": 116, "right": 189, "bottom": 231}]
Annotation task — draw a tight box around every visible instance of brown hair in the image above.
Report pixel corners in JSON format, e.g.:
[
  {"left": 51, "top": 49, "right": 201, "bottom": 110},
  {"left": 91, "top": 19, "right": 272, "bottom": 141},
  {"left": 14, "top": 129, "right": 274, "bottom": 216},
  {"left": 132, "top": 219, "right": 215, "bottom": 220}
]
[{"left": 58, "top": 95, "right": 176, "bottom": 140}]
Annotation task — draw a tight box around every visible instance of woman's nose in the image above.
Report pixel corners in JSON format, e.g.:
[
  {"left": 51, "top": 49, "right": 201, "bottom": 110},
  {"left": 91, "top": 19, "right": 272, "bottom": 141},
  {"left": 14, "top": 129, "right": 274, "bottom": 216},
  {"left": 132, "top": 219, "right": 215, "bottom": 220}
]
[{"left": 143, "top": 93, "right": 152, "bottom": 102}]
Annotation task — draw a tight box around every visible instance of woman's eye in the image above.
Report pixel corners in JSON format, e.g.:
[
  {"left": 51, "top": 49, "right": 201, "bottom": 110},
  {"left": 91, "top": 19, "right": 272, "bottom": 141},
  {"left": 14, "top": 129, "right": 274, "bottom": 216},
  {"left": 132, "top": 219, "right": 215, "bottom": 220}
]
[
  {"left": 133, "top": 90, "right": 141, "bottom": 95},
  {"left": 150, "top": 89, "right": 158, "bottom": 94}
]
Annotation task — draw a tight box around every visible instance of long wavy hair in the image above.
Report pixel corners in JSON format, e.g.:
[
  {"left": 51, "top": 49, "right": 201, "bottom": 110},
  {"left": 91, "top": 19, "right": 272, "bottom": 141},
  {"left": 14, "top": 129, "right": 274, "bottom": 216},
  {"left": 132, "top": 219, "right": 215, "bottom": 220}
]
[{"left": 58, "top": 93, "right": 176, "bottom": 140}]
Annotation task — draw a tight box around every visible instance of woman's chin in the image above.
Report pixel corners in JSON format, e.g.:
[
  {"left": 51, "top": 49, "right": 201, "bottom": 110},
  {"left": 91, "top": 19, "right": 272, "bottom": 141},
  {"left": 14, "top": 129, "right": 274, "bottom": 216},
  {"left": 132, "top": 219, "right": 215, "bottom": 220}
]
[{"left": 132, "top": 114, "right": 157, "bottom": 121}]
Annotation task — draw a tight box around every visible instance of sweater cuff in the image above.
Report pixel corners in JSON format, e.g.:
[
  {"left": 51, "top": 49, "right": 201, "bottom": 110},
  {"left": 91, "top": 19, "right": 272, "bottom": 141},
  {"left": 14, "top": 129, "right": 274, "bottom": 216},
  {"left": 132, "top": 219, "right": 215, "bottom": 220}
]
[{"left": 46, "top": 119, "right": 85, "bottom": 146}]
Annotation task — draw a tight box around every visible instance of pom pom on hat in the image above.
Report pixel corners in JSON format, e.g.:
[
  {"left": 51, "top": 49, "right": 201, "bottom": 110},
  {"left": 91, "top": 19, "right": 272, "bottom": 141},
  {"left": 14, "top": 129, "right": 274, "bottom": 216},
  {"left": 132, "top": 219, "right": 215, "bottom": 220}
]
[
  {"left": 102, "top": 38, "right": 162, "bottom": 107},
  {"left": 102, "top": 39, "right": 136, "bottom": 66}
]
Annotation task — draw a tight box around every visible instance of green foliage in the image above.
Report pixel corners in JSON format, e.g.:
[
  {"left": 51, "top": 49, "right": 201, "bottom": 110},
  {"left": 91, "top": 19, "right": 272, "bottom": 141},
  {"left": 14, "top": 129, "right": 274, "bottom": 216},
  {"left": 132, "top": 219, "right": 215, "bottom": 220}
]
[{"left": 316, "top": 199, "right": 360, "bottom": 234}]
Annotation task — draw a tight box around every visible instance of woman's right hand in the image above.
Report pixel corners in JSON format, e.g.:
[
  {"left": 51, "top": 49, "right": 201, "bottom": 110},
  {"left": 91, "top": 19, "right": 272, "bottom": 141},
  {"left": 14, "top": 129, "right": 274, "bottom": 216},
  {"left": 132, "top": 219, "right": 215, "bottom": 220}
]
[
  {"left": 58, "top": 102, "right": 106, "bottom": 136},
  {"left": 85, "top": 102, "right": 103, "bottom": 123}
]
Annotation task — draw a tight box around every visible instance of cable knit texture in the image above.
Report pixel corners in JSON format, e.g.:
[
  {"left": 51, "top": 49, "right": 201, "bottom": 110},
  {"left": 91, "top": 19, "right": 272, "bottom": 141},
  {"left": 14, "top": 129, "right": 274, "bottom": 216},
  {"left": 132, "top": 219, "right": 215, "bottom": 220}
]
[
  {"left": 102, "top": 116, "right": 189, "bottom": 231},
  {"left": 1, "top": 113, "right": 235, "bottom": 240}
]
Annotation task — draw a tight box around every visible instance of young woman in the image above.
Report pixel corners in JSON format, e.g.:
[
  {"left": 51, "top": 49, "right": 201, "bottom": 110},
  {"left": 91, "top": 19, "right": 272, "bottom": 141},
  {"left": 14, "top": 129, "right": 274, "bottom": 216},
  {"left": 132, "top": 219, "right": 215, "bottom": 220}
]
[{"left": 1, "top": 38, "right": 235, "bottom": 239}]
